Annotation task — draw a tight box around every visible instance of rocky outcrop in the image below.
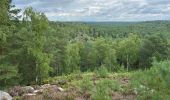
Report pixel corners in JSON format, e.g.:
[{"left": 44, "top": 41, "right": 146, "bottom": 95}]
[
  {"left": 0, "top": 91, "right": 12, "bottom": 100},
  {"left": 22, "top": 86, "right": 34, "bottom": 93},
  {"left": 7, "top": 84, "right": 65, "bottom": 100},
  {"left": 8, "top": 86, "right": 34, "bottom": 97}
]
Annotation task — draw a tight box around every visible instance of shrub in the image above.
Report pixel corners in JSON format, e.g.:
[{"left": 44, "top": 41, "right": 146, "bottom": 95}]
[
  {"left": 79, "top": 77, "right": 93, "bottom": 92},
  {"left": 152, "top": 60, "right": 170, "bottom": 86},
  {"left": 95, "top": 65, "right": 109, "bottom": 78},
  {"left": 106, "top": 80, "right": 120, "bottom": 91},
  {"left": 92, "top": 79, "right": 119, "bottom": 100},
  {"left": 130, "top": 60, "right": 170, "bottom": 99}
]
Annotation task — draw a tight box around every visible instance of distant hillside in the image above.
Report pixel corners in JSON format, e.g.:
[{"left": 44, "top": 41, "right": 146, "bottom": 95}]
[
  {"left": 83, "top": 20, "right": 170, "bottom": 26},
  {"left": 50, "top": 20, "right": 170, "bottom": 38}
]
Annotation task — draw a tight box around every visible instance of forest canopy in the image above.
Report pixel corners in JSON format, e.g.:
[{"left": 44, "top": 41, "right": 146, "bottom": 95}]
[{"left": 1, "top": 0, "right": 170, "bottom": 88}]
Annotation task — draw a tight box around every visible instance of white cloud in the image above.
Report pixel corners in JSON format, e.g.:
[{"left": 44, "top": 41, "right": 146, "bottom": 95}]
[{"left": 12, "top": 0, "right": 170, "bottom": 21}]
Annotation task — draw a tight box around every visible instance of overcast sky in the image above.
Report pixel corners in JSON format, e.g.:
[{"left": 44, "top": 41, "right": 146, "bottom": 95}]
[{"left": 12, "top": 0, "right": 170, "bottom": 21}]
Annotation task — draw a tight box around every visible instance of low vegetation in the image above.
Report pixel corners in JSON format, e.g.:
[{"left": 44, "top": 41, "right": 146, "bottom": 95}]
[{"left": 1, "top": 0, "right": 170, "bottom": 100}]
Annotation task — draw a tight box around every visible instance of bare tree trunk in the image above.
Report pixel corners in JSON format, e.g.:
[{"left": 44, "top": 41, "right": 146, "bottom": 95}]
[
  {"left": 35, "top": 62, "right": 39, "bottom": 84},
  {"left": 36, "top": 76, "right": 38, "bottom": 83},
  {"left": 126, "top": 55, "right": 129, "bottom": 71}
]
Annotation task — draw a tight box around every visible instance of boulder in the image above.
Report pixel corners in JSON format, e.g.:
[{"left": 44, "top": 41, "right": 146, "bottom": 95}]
[
  {"left": 24, "top": 93, "right": 36, "bottom": 96},
  {"left": 41, "top": 84, "right": 64, "bottom": 93},
  {"left": 32, "top": 85, "right": 41, "bottom": 90},
  {"left": 8, "top": 86, "right": 23, "bottom": 96},
  {"left": 41, "top": 84, "right": 51, "bottom": 89},
  {"left": 34, "top": 89, "right": 43, "bottom": 94},
  {"left": 58, "top": 87, "right": 64, "bottom": 92},
  {"left": 8, "top": 86, "right": 34, "bottom": 97},
  {"left": 22, "top": 86, "right": 34, "bottom": 93},
  {"left": 58, "top": 80, "right": 67, "bottom": 85},
  {"left": 0, "top": 91, "right": 12, "bottom": 100}
]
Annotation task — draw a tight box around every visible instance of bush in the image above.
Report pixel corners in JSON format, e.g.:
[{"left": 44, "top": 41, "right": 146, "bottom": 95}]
[
  {"left": 152, "top": 60, "right": 170, "bottom": 86},
  {"left": 107, "top": 80, "right": 120, "bottom": 91},
  {"left": 130, "top": 60, "right": 170, "bottom": 100},
  {"left": 95, "top": 65, "right": 109, "bottom": 78},
  {"left": 92, "top": 80, "right": 111, "bottom": 100},
  {"left": 79, "top": 77, "right": 93, "bottom": 92},
  {"left": 92, "top": 79, "right": 120, "bottom": 100}
]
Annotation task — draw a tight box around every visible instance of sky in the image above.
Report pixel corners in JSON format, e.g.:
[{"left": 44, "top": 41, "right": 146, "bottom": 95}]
[{"left": 12, "top": 0, "right": 170, "bottom": 22}]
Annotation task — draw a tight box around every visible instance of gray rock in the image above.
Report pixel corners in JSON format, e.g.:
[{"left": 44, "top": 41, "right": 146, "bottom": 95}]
[
  {"left": 24, "top": 93, "right": 36, "bottom": 96},
  {"left": 32, "top": 85, "right": 41, "bottom": 90},
  {"left": 133, "top": 88, "right": 138, "bottom": 95},
  {"left": 58, "top": 80, "right": 67, "bottom": 85},
  {"left": 57, "top": 87, "right": 64, "bottom": 92},
  {"left": 34, "top": 89, "right": 43, "bottom": 94},
  {"left": 8, "top": 86, "right": 24, "bottom": 96},
  {"left": 22, "top": 86, "right": 34, "bottom": 93},
  {"left": 41, "top": 84, "right": 51, "bottom": 89},
  {"left": 8, "top": 86, "right": 34, "bottom": 97},
  {"left": 0, "top": 91, "right": 12, "bottom": 100}
]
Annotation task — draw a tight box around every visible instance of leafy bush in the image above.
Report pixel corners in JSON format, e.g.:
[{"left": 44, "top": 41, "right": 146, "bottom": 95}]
[
  {"left": 79, "top": 77, "right": 93, "bottom": 92},
  {"left": 0, "top": 65, "right": 19, "bottom": 89},
  {"left": 152, "top": 60, "right": 170, "bottom": 86},
  {"left": 92, "top": 79, "right": 120, "bottom": 100},
  {"left": 130, "top": 60, "right": 170, "bottom": 99},
  {"left": 95, "top": 65, "right": 109, "bottom": 78},
  {"left": 92, "top": 79, "right": 112, "bottom": 100},
  {"left": 107, "top": 80, "right": 120, "bottom": 91}
]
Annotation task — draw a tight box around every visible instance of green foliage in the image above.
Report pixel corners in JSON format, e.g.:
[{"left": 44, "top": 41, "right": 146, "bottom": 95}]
[
  {"left": 79, "top": 41, "right": 97, "bottom": 71},
  {"left": 116, "top": 33, "right": 141, "bottom": 71},
  {"left": 0, "top": 28, "right": 7, "bottom": 46},
  {"left": 139, "top": 33, "right": 170, "bottom": 68},
  {"left": 95, "top": 65, "right": 109, "bottom": 78},
  {"left": 46, "top": 27, "right": 68, "bottom": 76},
  {"left": 92, "top": 79, "right": 119, "bottom": 100},
  {"left": 0, "top": 65, "right": 19, "bottom": 89},
  {"left": 0, "top": 0, "right": 21, "bottom": 88},
  {"left": 107, "top": 80, "right": 120, "bottom": 91},
  {"left": 79, "top": 77, "right": 93, "bottom": 92},
  {"left": 1, "top": 0, "right": 170, "bottom": 89},
  {"left": 0, "top": 0, "right": 9, "bottom": 25},
  {"left": 130, "top": 60, "right": 170, "bottom": 99},
  {"left": 99, "top": 79, "right": 120, "bottom": 91},
  {"left": 152, "top": 60, "right": 170, "bottom": 86},
  {"left": 94, "top": 37, "right": 117, "bottom": 71},
  {"left": 64, "top": 42, "right": 81, "bottom": 74},
  {"left": 18, "top": 7, "right": 51, "bottom": 84}
]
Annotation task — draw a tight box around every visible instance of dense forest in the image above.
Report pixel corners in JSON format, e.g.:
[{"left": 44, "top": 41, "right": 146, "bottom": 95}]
[{"left": 1, "top": 0, "right": 170, "bottom": 100}]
